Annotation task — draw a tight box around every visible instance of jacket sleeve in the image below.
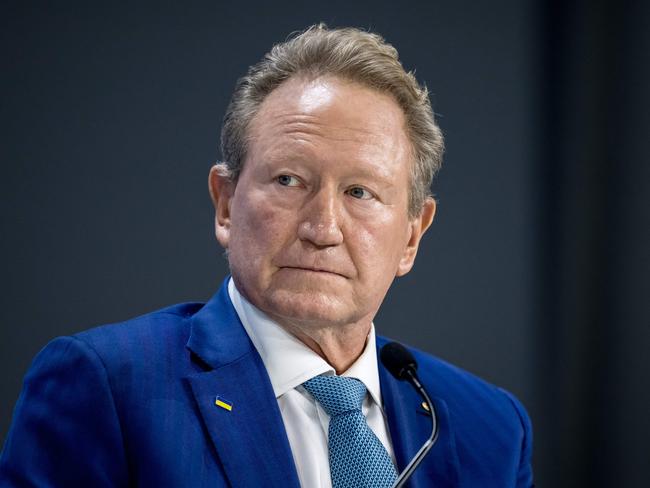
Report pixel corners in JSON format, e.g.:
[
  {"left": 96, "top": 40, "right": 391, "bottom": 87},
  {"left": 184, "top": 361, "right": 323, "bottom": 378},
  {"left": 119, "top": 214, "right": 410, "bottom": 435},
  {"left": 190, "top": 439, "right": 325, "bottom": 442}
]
[
  {"left": 0, "top": 336, "right": 129, "bottom": 487},
  {"left": 500, "top": 388, "right": 535, "bottom": 488}
]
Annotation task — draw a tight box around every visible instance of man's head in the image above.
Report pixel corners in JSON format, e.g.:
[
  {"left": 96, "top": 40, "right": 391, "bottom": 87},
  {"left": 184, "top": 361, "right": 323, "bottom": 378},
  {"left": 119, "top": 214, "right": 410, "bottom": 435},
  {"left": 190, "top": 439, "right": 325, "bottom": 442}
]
[
  {"left": 219, "top": 23, "right": 444, "bottom": 218},
  {"left": 209, "top": 25, "right": 442, "bottom": 341}
]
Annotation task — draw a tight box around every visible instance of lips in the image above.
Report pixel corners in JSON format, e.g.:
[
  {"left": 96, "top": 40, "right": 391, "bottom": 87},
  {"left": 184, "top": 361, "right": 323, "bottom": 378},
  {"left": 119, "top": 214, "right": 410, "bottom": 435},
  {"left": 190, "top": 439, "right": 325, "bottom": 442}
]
[
  {"left": 279, "top": 266, "right": 349, "bottom": 279},
  {"left": 274, "top": 250, "right": 355, "bottom": 279}
]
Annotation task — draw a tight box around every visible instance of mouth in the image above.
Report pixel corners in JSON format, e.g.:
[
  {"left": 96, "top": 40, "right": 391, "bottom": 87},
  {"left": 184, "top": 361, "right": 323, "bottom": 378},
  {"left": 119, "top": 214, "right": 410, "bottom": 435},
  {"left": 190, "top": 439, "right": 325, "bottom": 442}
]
[{"left": 280, "top": 266, "right": 348, "bottom": 279}]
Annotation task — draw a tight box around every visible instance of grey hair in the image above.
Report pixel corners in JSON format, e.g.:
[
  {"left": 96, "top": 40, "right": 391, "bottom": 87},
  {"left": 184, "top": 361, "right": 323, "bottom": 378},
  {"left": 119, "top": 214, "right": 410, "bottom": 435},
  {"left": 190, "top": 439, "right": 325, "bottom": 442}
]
[{"left": 219, "top": 23, "right": 444, "bottom": 217}]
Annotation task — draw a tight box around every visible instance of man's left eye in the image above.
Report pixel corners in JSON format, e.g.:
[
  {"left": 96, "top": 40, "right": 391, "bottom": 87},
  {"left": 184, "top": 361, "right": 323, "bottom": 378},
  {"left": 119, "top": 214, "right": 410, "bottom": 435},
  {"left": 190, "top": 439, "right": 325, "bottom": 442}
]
[
  {"left": 347, "top": 186, "right": 373, "bottom": 200},
  {"left": 277, "top": 175, "right": 301, "bottom": 187}
]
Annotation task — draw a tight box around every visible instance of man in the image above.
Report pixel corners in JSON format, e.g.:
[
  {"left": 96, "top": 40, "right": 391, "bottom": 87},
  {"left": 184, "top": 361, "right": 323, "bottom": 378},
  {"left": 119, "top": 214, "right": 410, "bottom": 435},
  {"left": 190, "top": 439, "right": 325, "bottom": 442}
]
[{"left": 0, "top": 25, "right": 533, "bottom": 487}]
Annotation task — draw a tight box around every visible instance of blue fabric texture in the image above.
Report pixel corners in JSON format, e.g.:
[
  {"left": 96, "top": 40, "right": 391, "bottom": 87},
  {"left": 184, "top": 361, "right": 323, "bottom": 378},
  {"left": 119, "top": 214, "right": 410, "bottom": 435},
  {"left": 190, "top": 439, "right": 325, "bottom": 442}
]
[{"left": 303, "top": 375, "right": 397, "bottom": 487}]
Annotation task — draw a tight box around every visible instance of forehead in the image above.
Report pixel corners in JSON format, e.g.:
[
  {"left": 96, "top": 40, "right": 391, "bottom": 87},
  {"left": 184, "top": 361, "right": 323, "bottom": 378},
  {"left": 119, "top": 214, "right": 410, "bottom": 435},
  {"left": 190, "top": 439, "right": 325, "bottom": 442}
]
[{"left": 246, "top": 75, "right": 412, "bottom": 168}]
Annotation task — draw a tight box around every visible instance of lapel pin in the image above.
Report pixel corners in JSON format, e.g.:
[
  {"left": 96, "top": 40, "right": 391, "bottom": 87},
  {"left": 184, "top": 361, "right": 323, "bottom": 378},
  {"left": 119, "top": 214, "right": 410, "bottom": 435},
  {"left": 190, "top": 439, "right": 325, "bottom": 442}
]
[
  {"left": 215, "top": 396, "right": 233, "bottom": 411},
  {"left": 421, "top": 401, "right": 431, "bottom": 412}
]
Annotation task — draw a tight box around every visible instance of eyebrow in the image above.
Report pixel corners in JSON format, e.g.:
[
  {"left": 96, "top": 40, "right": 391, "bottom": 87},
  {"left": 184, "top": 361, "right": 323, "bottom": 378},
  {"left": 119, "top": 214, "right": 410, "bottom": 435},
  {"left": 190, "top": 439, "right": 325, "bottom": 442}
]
[{"left": 262, "top": 149, "right": 399, "bottom": 188}]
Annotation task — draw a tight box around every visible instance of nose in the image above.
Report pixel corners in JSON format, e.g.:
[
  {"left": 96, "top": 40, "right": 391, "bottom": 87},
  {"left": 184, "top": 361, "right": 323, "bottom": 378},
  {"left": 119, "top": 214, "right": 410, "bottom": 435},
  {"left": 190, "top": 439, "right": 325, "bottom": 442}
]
[{"left": 297, "top": 186, "right": 344, "bottom": 247}]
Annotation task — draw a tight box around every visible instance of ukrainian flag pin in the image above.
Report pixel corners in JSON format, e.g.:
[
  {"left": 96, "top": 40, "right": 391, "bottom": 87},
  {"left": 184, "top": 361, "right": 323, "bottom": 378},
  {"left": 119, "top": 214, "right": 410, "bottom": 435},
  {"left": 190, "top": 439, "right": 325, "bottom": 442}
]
[{"left": 215, "top": 396, "right": 233, "bottom": 412}]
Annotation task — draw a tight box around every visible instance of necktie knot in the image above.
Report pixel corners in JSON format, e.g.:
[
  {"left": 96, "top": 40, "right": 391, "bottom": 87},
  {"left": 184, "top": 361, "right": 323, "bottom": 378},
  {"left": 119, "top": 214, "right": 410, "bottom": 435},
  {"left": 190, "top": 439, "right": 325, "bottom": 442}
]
[{"left": 302, "top": 375, "right": 366, "bottom": 417}]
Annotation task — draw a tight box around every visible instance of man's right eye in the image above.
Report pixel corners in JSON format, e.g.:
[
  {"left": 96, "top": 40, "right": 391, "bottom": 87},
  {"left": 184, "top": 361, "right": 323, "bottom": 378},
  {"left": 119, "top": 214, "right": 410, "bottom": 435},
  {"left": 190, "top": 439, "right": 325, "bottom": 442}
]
[{"left": 277, "top": 175, "right": 300, "bottom": 187}]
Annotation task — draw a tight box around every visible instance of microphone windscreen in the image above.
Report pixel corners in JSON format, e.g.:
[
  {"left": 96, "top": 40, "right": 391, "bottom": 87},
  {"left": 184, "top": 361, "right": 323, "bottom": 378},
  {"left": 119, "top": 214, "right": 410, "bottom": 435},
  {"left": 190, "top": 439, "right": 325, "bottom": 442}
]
[{"left": 380, "top": 342, "right": 418, "bottom": 381}]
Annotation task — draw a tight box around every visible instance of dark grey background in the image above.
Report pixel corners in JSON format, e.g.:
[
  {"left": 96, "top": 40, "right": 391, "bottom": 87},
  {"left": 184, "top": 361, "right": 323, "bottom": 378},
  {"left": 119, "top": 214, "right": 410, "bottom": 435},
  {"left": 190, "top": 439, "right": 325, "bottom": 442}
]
[{"left": 1, "top": 1, "right": 648, "bottom": 486}]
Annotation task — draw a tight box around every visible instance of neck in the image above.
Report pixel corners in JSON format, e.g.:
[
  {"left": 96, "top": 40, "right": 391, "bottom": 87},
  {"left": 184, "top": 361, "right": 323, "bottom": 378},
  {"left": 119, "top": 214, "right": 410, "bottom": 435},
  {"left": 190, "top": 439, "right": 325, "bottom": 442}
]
[
  {"left": 230, "top": 279, "right": 374, "bottom": 374},
  {"left": 276, "top": 319, "right": 372, "bottom": 374}
]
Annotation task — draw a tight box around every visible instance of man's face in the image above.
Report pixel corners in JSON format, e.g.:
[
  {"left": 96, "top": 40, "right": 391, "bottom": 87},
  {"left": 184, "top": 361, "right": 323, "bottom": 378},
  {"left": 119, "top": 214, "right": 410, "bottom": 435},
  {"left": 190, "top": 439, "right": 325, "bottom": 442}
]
[{"left": 210, "top": 75, "right": 435, "bottom": 330}]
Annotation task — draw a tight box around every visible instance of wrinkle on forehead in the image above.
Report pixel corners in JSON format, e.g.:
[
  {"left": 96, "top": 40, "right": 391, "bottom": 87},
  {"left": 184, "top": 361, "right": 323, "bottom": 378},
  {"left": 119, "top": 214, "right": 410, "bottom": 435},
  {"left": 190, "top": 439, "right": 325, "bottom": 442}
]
[{"left": 254, "top": 113, "right": 386, "bottom": 145}]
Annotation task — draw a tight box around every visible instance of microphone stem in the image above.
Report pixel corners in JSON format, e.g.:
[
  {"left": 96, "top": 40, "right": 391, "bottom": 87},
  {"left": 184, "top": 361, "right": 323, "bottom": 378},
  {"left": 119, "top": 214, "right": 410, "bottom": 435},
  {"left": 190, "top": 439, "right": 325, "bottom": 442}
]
[{"left": 391, "top": 370, "right": 439, "bottom": 488}]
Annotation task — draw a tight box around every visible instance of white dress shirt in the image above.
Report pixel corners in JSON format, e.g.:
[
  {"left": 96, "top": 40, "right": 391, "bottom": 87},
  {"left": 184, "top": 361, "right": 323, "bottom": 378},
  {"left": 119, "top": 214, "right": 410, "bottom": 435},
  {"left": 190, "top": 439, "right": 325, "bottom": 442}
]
[{"left": 228, "top": 278, "right": 396, "bottom": 487}]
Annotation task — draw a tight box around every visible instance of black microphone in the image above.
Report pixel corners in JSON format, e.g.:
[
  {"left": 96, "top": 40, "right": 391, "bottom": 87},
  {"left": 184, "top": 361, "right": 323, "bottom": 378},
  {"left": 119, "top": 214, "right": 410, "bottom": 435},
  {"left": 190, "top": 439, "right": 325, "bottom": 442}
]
[{"left": 380, "top": 342, "right": 439, "bottom": 488}]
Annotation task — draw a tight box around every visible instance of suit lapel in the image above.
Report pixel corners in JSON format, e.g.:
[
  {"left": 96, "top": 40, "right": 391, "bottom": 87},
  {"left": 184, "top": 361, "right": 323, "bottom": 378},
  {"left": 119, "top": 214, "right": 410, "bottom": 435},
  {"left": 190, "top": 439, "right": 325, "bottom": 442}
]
[
  {"left": 185, "top": 280, "right": 300, "bottom": 488},
  {"left": 378, "top": 341, "right": 461, "bottom": 488}
]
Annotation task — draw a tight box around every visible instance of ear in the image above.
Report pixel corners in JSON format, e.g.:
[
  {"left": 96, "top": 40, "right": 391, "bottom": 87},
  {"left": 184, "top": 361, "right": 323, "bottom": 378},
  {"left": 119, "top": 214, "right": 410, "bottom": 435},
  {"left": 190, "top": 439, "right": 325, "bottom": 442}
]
[
  {"left": 208, "top": 164, "right": 235, "bottom": 249},
  {"left": 396, "top": 197, "right": 436, "bottom": 277}
]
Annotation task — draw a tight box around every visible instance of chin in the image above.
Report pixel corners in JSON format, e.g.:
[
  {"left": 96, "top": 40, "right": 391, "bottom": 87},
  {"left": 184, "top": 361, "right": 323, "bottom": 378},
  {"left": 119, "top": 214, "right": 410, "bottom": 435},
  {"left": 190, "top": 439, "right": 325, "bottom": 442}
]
[{"left": 261, "top": 288, "right": 358, "bottom": 328}]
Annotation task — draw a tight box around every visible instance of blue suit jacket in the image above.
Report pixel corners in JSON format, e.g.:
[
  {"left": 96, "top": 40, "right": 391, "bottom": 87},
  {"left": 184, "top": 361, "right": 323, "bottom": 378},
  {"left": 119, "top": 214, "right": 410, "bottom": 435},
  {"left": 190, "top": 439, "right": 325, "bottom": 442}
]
[{"left": 0, "top": 280, "right": 533, "bottom": 487}]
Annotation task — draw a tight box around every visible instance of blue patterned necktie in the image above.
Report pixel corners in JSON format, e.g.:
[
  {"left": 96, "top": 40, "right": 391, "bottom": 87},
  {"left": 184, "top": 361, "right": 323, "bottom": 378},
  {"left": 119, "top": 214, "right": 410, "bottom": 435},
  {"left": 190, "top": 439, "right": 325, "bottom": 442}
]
[{"left": 302, "top": 375, "right": 398, "bottom": 488}]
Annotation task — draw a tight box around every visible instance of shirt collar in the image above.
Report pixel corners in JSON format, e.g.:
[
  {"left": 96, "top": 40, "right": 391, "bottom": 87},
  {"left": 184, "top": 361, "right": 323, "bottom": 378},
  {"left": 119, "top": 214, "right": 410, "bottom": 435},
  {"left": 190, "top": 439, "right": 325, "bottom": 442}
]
[{"left": 228, "top": 278, "right": 383, "bottom": 407}]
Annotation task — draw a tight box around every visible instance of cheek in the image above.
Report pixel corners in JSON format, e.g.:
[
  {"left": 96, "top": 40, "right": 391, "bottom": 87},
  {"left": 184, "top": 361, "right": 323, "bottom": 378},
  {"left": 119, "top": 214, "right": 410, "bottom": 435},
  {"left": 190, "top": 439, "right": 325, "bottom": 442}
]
[
  {"left": 351, "top": 216, "right": 410, "bottom": 274},
  {"left": 229, "top": 191, "right": 294, "bottom": 266}
]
